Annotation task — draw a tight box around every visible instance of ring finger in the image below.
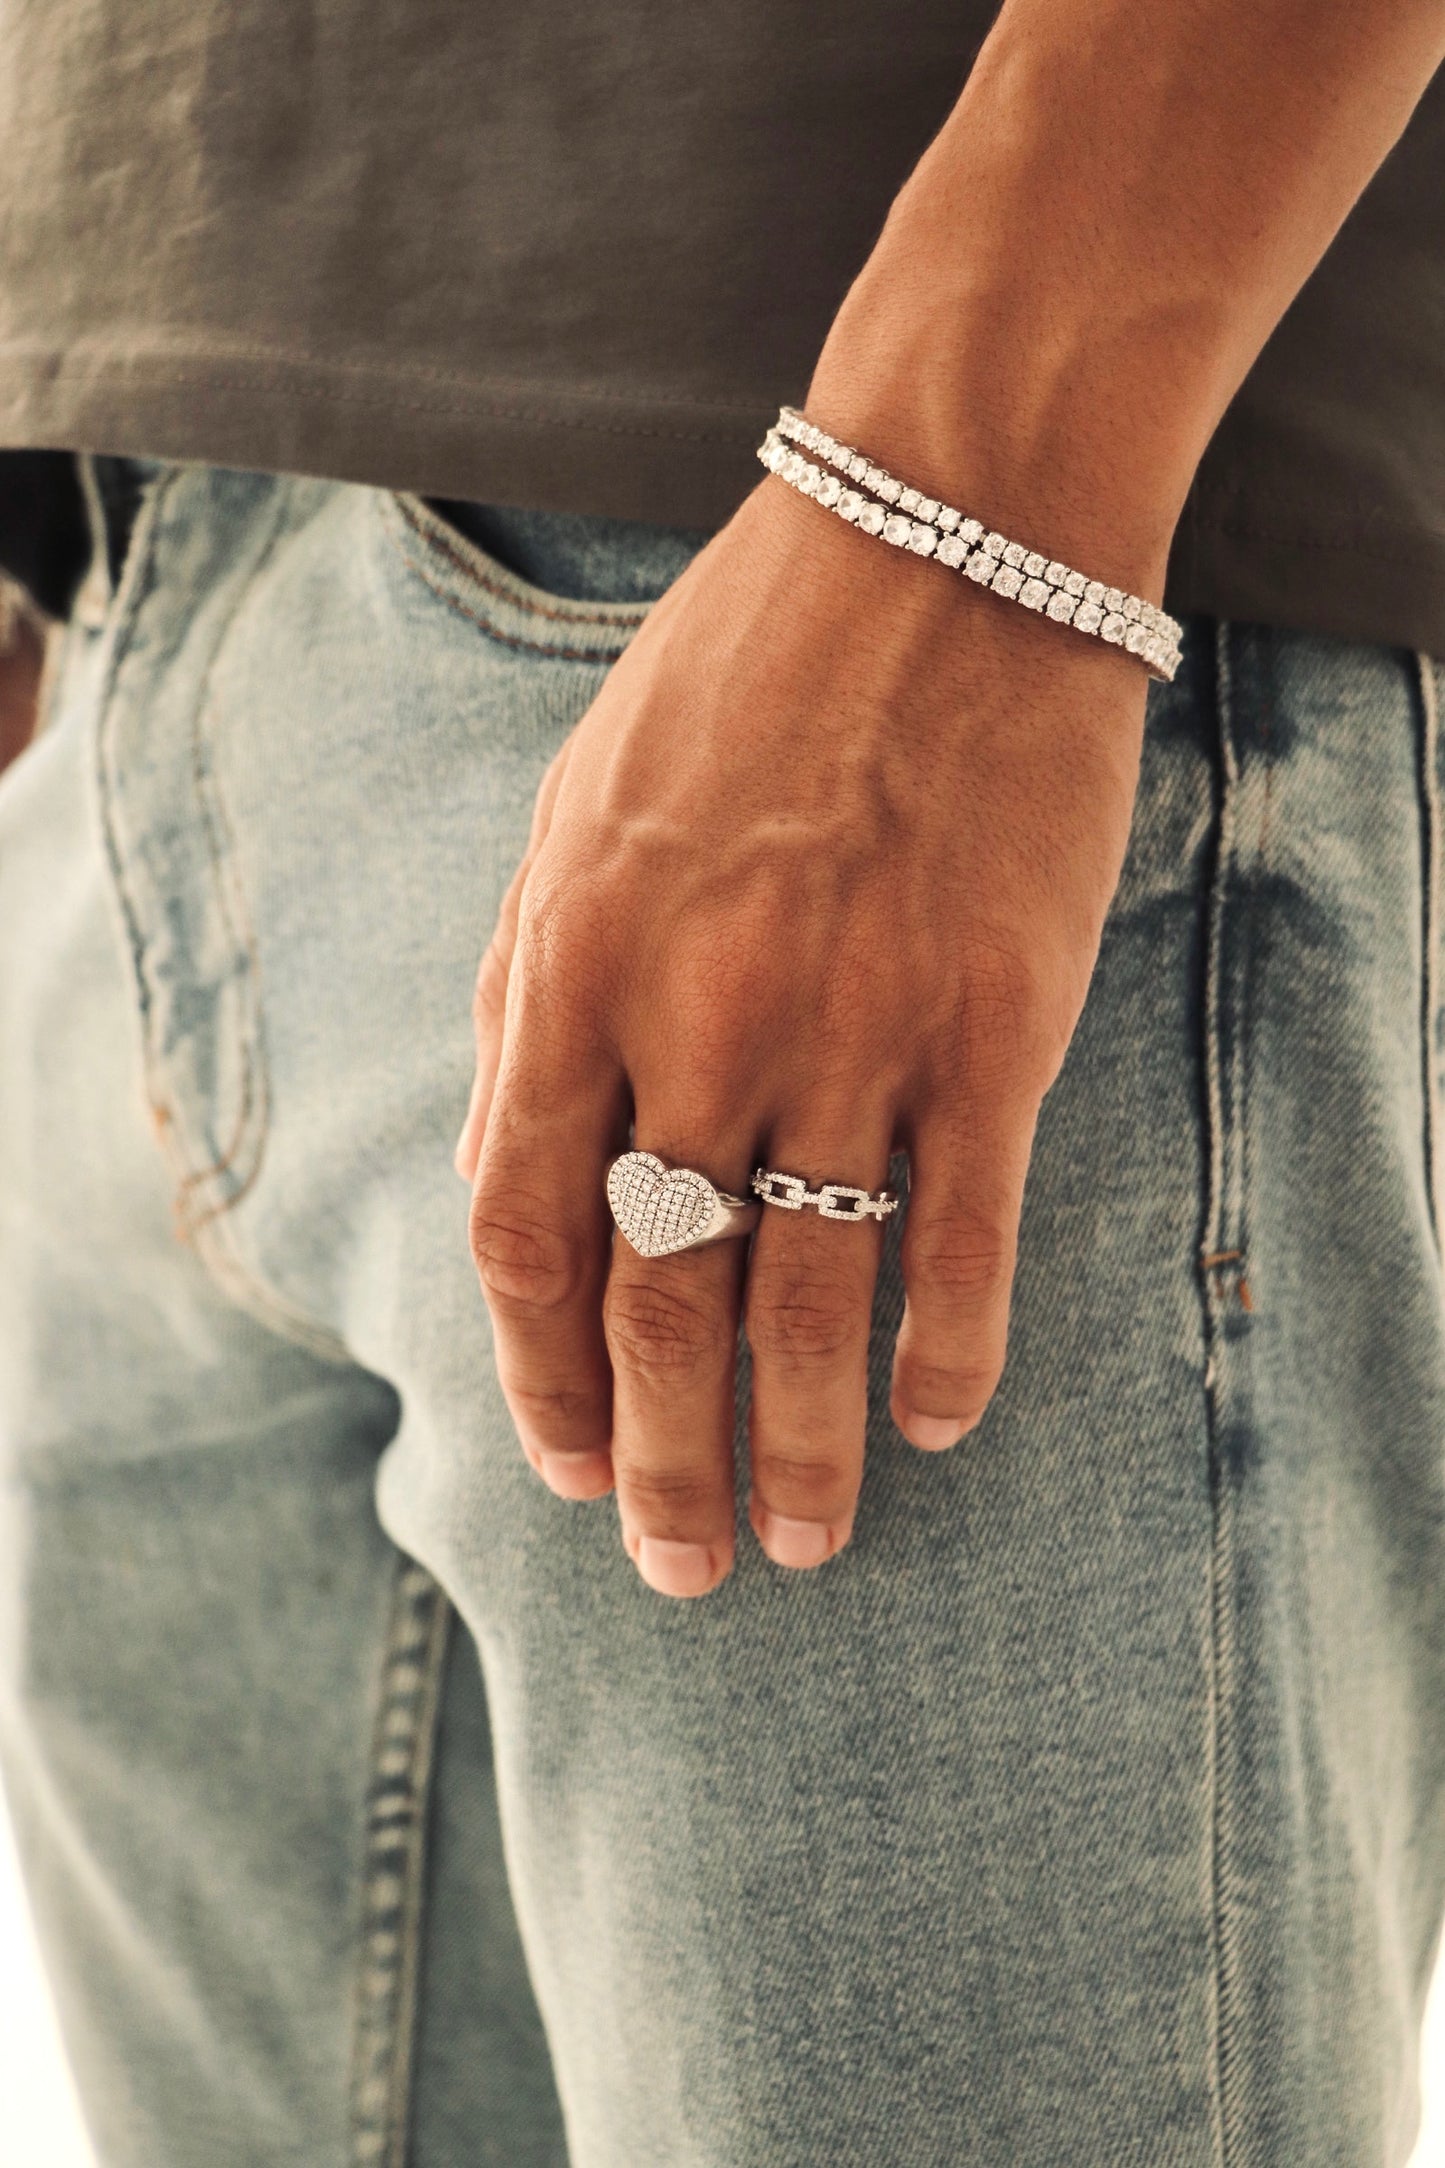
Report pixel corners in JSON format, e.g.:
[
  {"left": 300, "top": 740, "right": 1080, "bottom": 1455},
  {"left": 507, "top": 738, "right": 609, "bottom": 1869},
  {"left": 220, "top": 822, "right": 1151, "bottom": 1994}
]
[
  {"left": 743, "top": 1114, "right": 896, "bottom": 1571},
  {"left": 604, "top": 1110, "right": 755, "bottom": 1600}
]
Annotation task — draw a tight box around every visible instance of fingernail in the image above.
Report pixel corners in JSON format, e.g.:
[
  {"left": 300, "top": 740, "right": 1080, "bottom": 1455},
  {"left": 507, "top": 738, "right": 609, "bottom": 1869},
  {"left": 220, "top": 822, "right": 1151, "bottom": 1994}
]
[
  {"left": 635, "top": 1537, "right": 727, "bottom": 1599},
  {"left": 901, "top": 1413, "right": 967, "bottom": 1451},
  {"left": 536, "top": 1450, "right": 614, "bottom": 1501},
  {"left": 752, "top": 1508, "right": 851, "bottom": 1571}
]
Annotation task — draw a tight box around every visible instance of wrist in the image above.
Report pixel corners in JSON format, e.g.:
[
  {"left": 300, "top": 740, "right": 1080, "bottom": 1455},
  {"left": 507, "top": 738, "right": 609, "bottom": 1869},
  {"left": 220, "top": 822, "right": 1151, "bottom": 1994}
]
[
  {"left": 806, "top": 234, "right": 1211, "bottom": 606},
  {"left": 804, "top": 28, "right": 1243, "bottom": 600}
]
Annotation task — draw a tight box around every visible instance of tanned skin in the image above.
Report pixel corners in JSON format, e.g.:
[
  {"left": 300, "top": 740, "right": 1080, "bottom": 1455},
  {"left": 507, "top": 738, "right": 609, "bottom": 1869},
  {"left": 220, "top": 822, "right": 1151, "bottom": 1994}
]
[{"left": 454, "top": 0, "right": 1445, "bottom": 1598}]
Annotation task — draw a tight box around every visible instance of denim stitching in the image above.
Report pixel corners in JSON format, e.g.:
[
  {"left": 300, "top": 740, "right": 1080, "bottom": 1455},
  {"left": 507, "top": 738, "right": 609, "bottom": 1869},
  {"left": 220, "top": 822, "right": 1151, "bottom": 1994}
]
[
  {"left": 350, "top": 1559, "right": 452, "bottom": 2168},
  {"left": 381, "top": 498, "right": 652, "bottom": 659},
  {"left": 390, "top": 495, "right": 657, "bottom": 630},
  {"left": 1417, "top": 652, "right": 1442, "bottom": 1261},
  {"left": 94, "top": 473, "right": 351, "bottom": 1363},
  {"left": 1199, "top": 617, "right": 1244, "bottom": 2168}
]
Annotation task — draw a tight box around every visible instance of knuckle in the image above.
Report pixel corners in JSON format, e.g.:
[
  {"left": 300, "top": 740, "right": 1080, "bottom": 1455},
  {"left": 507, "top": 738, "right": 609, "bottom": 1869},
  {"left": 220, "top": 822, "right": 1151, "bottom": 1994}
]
[
  {"left": 908, "top": 1223, "right": 1013, "bottom": 1310},
  {"left": 503, "top": 1377, "right": 604, "bottom": 1436},
  {"left": 617, "top": 1461, "right": 722, "bottom": 1528},
  {"left": 605, "top": 1278, "right": 728, "bottom": 1384},
  {"left": 958, "top": 937, "right": 1063, "bottom": 1081},
  {"left": 470, "top": 1198, "right": 584, "bottom": 1317},
  {"left": 903, "top": 1355, "right": 1003, "bottom": 1423},
  {"left": 471, "top": 938, "right": 509, "bottom": 1024},
  {"left": 745, "top": 1270, "right": 859, "bottom": 1369},
  {"left": 753, "top": 1448, "right": 852, "bottom": 1519}
]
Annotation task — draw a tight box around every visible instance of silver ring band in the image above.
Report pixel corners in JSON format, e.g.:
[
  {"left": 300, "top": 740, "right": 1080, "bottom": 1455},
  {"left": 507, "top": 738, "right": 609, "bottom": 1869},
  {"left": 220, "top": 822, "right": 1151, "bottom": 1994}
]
[
  {"left": 606, "top": 1151, "right": 761, "bottom": 1258},
  {"left": 752, "top": 1168, "right": 899, "bottom": 1222}
]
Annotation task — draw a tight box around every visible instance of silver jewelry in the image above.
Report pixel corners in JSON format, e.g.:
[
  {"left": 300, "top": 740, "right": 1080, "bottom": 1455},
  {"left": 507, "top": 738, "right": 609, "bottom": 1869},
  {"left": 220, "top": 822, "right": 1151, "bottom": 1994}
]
[
  {"left": 606, "top": 1150, "right": 761, "bottom": 1258},
  {"left": 752, "top": 1168, "right": 900, "bottom": 1222},
  {"left": 758, "top": 407, "right": 1182, "bottom": 684}
]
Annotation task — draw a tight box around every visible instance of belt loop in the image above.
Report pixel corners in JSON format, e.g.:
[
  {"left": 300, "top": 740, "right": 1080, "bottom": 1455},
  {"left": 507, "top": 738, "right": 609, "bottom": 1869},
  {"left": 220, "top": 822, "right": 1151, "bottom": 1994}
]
[{"left": 72, "top": 454, "right": 114, "bottom": 629}]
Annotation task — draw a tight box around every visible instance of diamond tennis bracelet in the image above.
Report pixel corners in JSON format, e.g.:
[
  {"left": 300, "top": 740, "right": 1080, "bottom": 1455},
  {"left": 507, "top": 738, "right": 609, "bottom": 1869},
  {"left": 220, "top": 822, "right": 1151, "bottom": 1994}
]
[{"left": 759, "top": 406, "right": 1183, "bottom": 683}]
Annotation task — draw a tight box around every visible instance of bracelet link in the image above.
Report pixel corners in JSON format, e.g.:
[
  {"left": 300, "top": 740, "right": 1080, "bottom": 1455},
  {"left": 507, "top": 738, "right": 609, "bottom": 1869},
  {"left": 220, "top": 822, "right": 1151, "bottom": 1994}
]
[{"left": 761, "top": 407, "right": 1182, "bottom": 683}]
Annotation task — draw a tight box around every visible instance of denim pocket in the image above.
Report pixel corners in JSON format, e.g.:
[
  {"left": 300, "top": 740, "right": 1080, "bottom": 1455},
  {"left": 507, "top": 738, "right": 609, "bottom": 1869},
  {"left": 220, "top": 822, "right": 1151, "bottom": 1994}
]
[{"left": 378, "top": 490, "right": 658, "bottom": 664}]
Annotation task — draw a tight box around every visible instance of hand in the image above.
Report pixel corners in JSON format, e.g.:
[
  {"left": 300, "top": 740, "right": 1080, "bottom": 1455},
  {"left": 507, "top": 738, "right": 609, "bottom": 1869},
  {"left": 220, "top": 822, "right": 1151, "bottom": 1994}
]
[{"left": 456, "top": 476, "right": 1150, "bottom": 1597}]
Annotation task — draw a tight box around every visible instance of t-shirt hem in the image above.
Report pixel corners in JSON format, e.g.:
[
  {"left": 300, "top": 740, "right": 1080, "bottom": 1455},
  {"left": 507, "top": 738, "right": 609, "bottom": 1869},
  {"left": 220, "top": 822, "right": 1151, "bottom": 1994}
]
[{"left": 2, "top": 351, "right": 1442, "bottom": 659}]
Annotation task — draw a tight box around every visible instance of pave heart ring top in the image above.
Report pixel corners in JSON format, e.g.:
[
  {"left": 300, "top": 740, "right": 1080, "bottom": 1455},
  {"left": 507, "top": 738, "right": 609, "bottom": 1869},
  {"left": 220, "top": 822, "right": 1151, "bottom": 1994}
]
[
  {"left": 606, "top": 1150, "right": 899, "bottom": 1258},
  {"left": 606, "top": 1152, "right": 761, "bottom": 1259}
]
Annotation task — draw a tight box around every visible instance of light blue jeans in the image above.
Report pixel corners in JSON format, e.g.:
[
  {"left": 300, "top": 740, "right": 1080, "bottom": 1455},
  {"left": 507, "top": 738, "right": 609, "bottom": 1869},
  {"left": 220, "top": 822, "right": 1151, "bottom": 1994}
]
[{"left": 2, "top": 456, "right": 1444, "bottom": 2168}]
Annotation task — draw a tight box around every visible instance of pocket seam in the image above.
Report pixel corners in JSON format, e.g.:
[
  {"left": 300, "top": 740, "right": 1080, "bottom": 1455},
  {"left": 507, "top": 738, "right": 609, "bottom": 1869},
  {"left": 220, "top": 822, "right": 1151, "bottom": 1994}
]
[{"left": 382, "top": 491, "right": 652, "bottom": 657}]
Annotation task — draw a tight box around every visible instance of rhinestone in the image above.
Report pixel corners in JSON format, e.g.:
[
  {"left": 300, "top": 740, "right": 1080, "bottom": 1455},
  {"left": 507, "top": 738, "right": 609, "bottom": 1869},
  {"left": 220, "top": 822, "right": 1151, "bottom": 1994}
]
[
  {"left": 782, "top": 452, "right": 807, "bottom": 485},
  {"left": 863, "top": 466, "right": 888, "bottom": 493},
  {"left": 898, "top": 487, "right": 921, "bottom": 514},
  {"left": 965, "top": 551, "right": 996, "bottom": 584},
  {"left": 1103, "top": 588, "right": 1125, "bottom": 615},
  {"left": 815, "top": 473, "right": 842, "bottom": 508},
  {"left": 1002, "top": 541, "right": 1027, "bottom": 569},
  {"left": 1064, "top": 570, "right": 1087, "bottom": 597},
  {"left": 1023, "top": 552, "right": 1048, "bottom": 579},
  {"left": 1125, "top": 622, "right": 1150, "bottom": 654},
  {"left": 836, "top": 490, "right": 864, "bottom": 523},
  {"left": 857, "top": 501, "right": 886, "bottom": 536},
  {"left": 1046, "top": 590, "right": 1078, "bottom": 623},
  {"left": 848, "top": 456, "right": 870, "bottom": 483},
  {"left": 1020, "top": 577, "right": 1050, "bottom": 611},
  {"left": 765, "top": 440, "right": 789, "bottom": 473},
  {"left": 984, "top": 531, "right": 1008, "bottom": 558},
  {"left": 991, "top": 564, "right": 1024, "bottom": 599},
  {"left": 960, "top": 519, "right": 984, "bottom": 545},
  {"left": 1101, "top": 613, "right": 1128, "bottom": 644},
  {"left": 1045, "top": 560, "right": 1070, "bottom": 587},
  {"left": 1075, "top": 601, "right": 1105, "bottom": 634},
  {"left": 936, "top": 533, "right": 969, "bottom": 568},
  {"left": 876, "top": 476, "right": 903, "bottom": 505},
  {"left": 1122, "top": 595, "right": 1142, "bottom": 622},
  {"left": 1144, "top": 633, "right": 1165, "bottom": 669},
  {"left": 936, "top": 506, "right": 961, "bottom": 532},
  {"left": 1084, "top": 580, "right": 1107, "bottom": 607},
  {"left": 916, "top": 497, "right": 941, "bottom": 523},
  {"left": 819, "top": 435, "right": 840, "bottom": 463},
  {"left": 906, "top": 523, "right": 938, "bottom": 556},
  {"left": 802, "top": 463, "right": 824, "bottom": 496},
  {"left": 882, "top": 513, "right": 912, "bottom": 546}
]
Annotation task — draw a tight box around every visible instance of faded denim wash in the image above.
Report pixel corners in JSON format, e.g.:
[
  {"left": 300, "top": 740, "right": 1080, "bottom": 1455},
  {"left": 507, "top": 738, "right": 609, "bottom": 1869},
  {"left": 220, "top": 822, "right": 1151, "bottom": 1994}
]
[{"left": 1, "top": 455, "right": 1444, "bottom": 2168}]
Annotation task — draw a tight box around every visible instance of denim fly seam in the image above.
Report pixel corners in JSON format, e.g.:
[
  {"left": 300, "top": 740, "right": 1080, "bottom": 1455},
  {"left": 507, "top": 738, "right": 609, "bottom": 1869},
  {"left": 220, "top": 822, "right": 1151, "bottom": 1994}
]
[
  {"left": 1198, "top": 618, "right": 1251, "bottom": 2168},
  {"left": 350, "top": 1560, "right": 454, "bottom": 2168},
  {"left": 90, "top": 466, "right": 351, "bottom": 1364}
]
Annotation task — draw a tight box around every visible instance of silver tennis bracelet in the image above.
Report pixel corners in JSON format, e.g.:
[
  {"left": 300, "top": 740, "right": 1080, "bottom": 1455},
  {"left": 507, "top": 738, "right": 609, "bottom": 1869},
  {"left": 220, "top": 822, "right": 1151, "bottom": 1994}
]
[{"left": 760, "top": 406, "right": 1183, "bottom": 683}]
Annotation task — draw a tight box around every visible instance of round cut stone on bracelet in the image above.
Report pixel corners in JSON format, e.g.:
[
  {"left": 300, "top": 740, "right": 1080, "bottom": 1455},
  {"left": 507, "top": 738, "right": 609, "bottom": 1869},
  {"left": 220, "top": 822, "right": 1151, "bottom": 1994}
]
[{"left": 762, "top": 408, "right": 1182, "bottom": 682}]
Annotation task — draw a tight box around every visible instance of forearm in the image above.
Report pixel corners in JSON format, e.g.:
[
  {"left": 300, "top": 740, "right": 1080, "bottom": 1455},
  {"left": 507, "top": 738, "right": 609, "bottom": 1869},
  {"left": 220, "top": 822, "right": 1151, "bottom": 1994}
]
[{"left": 811, "top": 0, "right": 1445, "bottom": 594}]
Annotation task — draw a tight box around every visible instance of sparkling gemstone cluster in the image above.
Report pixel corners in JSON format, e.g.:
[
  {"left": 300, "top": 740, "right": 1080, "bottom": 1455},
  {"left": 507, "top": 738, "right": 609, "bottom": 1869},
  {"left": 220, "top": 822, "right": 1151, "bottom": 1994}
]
[
  {"left": 758, "top": 407, "right": 1182, "bottom": 683},
  {"left": 606, "top": 1152, "right": 716, "bottom": 1258}
]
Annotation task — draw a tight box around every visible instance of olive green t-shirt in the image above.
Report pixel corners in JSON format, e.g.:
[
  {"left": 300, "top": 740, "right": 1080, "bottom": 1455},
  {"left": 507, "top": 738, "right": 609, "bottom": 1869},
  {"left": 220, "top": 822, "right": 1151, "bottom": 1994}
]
[{"left": 1, "top": 0, "right": 1442, "bottom": 653}]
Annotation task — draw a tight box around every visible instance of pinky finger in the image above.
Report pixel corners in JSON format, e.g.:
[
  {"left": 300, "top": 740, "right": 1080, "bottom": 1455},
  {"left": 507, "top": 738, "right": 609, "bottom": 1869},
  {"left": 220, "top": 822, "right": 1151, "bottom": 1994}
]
[{"left": 890, "top": 1100, "right": 1040, "bottom": 1450}]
